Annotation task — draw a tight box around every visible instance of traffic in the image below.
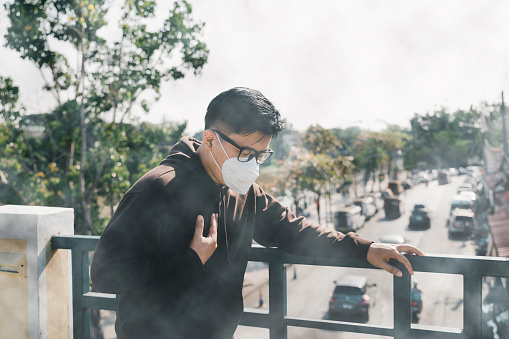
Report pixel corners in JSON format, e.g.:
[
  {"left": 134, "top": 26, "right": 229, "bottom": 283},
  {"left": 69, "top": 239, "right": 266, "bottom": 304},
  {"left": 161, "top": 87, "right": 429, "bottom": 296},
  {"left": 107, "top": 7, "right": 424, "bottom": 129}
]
[{"left": 237, "top": 167, "right": 487, "bottom": 339}]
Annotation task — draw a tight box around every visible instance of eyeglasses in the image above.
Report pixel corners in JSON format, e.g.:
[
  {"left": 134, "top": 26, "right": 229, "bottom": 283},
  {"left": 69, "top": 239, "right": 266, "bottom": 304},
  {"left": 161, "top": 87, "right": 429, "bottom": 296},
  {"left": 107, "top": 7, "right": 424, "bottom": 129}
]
[{"left": 210, "top": 129, "right": 274, "bottom": 164}]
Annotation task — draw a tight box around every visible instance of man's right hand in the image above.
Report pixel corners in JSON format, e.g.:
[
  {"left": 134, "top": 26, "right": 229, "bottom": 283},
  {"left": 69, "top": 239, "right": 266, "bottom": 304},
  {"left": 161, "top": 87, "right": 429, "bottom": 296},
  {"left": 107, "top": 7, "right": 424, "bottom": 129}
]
[{"left": 190, "top": 214, "right": 218, "bottom": 265}]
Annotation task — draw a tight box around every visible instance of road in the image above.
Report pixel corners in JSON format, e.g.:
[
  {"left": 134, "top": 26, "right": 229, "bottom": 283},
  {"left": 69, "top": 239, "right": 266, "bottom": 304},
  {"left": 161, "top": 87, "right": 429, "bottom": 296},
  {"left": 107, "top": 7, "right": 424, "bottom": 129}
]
[{"left": 234, "top": 175, "right": 477, "bottom": 339}]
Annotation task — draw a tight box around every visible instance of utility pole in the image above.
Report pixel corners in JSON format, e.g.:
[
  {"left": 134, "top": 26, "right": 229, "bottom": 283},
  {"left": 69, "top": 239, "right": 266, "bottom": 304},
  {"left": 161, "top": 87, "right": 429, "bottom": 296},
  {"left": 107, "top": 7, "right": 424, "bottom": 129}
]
[{"left": 501, "top": 92, "right": 508, "bottom": 157}]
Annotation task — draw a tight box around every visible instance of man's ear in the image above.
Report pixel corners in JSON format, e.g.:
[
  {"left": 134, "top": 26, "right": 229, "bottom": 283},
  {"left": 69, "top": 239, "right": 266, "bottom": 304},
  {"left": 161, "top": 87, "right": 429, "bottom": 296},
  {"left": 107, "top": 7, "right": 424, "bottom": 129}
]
[{"left": 202, "top": 130, "right": 216, "bottom": 151}]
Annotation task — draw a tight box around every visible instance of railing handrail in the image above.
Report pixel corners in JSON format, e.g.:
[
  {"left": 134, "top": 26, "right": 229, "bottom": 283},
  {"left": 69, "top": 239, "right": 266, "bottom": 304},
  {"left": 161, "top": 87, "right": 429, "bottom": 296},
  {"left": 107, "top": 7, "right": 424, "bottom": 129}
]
[{"left": 52, "top": 235, "right": 509, "bottom": 339}]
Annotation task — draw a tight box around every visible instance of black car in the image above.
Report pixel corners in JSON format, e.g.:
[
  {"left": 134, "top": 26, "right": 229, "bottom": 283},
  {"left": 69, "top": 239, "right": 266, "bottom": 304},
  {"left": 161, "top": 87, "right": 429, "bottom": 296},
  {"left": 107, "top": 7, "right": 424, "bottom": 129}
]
[
  {"left": 402, "top": 179, "right": 413, "bottom": 190},
  {"left": 328, "top": 275, "right": 375, "bottom": 321},
  {"left": 409, "top": 203, "right": 431, "bottom": 229}
]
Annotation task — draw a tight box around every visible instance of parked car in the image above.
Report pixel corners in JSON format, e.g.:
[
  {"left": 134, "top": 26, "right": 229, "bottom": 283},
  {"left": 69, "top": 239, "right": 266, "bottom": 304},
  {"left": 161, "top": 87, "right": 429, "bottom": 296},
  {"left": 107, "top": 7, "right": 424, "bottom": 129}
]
[
  {"left": 380, "top": 189, "right": 393, "bottom": 199},
  {"left": 364, "top": 193, "right": 384, "bottom": 213},
  {"left": 409, "top": 203, "right": 431, "bottom": 229},
  {"left": 457, "top": 183, "right": 474, "bottom": 194},
  {"left": 384, "top": 197, "right": 404, "bottom": 219},
  {"left": 353, "top": 197, "right": 377, "bottom": 220},
  {"left": 380, "top": 234, "right": 407, "bottom": 244},
  {"left": 401, "top": 179, "right": 413, "bottom": 190},
  {"left": 448, "top": 209, "right": 476, "bottom": 237},
  {"left": 449, "top": 168, "right": 459, "bottom": 176},
  {"left": 450, "top": 195, "right": 474, "bottom": 215},
  {"left": 329, "top": 275, "right": 375, "bottom": 321},
  {"left": 459, "top": 190, "right": 477, "bottom": 208},
  {"left": 388, "top": 181, "right": 404, "bottom": 196},
  {"left": 412, "top": 173, "right": 429, "bottom": 184},
  {"left": 334, "top": 205, "right": 365, "bottom": 233}
]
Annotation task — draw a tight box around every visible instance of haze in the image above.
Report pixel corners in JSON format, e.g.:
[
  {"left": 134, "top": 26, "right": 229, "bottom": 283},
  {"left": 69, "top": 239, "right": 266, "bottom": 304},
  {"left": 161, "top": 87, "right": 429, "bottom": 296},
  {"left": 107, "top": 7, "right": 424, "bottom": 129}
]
[{"left": 1, "top": 0, "right": 508, "bottom": 135}]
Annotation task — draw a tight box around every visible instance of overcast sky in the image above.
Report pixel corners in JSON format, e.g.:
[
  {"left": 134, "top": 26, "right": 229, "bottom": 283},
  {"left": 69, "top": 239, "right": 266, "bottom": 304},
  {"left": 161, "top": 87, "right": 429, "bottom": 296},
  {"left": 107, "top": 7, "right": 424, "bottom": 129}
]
[{"left": 1, "top": 0, "right": 509, "bottom": 136}]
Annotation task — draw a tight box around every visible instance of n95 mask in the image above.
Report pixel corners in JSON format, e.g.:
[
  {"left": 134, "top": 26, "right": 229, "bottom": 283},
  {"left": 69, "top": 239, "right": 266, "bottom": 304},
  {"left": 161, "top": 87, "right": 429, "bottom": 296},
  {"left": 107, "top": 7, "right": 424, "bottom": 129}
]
[{"left": 210, "top": 132, "right": 259, "bottom": 195}]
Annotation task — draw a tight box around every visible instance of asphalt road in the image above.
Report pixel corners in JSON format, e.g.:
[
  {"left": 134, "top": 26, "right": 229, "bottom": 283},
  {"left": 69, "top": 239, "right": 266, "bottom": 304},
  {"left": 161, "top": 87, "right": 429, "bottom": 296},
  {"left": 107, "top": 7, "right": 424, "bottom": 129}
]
[{"left": 235, "top": 175, "right": 477, "bottom": 339}]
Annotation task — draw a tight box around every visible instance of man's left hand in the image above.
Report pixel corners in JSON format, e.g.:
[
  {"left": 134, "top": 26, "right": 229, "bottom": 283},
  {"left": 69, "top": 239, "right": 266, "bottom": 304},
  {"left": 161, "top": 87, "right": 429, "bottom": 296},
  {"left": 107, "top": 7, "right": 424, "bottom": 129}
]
[{"left": 367, "top": 243, "right": 425, "bottom": 277}]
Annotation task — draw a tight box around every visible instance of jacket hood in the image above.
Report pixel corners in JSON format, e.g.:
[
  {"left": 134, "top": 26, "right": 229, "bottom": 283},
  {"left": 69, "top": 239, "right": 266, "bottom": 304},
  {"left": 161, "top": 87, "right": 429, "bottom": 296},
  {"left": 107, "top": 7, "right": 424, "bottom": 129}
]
[
  {"left": 160, "top": 136, "right": 201, "bottom": 164},
  {"left": 160, "top": 136, "right": 223, "bottom": 193}
]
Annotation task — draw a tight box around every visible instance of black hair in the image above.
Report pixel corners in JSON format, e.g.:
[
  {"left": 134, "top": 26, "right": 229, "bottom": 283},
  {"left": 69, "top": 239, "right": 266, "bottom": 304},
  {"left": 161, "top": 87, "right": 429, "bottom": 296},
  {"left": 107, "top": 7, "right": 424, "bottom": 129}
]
[{"left": 204, "top": 87, "right": 284, "bottom": 138}]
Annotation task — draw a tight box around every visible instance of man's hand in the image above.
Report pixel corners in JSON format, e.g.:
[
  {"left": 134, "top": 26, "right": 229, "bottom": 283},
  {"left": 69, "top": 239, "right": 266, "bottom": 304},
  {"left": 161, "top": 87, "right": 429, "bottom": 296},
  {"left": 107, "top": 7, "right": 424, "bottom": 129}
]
[
  {"left": 190, "top": 214, "right": 218, "bottom": 265},
  {"left": 367, "top": 243, "right": 425, "bottom": 277}
]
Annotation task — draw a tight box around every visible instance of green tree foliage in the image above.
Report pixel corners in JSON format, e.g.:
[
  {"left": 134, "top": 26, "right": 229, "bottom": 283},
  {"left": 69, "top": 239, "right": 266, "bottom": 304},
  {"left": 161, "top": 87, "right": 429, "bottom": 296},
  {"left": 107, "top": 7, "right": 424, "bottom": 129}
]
[
  {"left": 407, "top": 107, "right": 484, "bottom": 169},
  {"left": 278, "top": 125, "right": 352, "bottom": 223},
  {"left": 332, "top": 126, "right": 362, "bottom": 156},
  {"left": 1, "top": 0, "right": 208, "bottom": 234},
  {"left": 332, "top": 126, "right": 409, "bottom": 192},
  {"left": 264, "top": 119, "right": 293, "bottom": 166},
  {"left": 354, "top": 132, "right": 389, "bottom": 187}
]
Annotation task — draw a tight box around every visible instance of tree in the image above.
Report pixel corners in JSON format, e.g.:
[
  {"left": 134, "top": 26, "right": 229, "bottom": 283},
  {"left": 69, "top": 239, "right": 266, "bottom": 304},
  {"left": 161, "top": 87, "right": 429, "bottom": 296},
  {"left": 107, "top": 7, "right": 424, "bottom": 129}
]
[
  {"left": 2, "top": 0, "right": 208, "bottom": 234},
  {"left": 276, "top": 125, "right": 352, "bottom": 224},
  {"left": 354, "top": 132, "right": 389, "bottom": 192},
  {"left": 407, "top": 107, "right": 484, "bottom": 169},
  {"left": 0, "top": 76, "right": 188, "bottom": 338}
]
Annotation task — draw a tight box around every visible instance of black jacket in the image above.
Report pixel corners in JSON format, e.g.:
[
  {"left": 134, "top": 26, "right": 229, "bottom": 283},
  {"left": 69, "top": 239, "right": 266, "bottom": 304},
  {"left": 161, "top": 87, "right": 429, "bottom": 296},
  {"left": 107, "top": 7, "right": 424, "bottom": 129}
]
[{"left": 91, "top": 136, "right": 373, "bottom": 339}]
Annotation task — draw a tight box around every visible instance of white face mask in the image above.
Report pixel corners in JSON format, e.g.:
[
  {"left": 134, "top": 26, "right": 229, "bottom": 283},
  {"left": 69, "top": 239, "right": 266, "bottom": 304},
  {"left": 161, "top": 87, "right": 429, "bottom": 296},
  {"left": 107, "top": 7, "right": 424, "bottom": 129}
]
[{"left": 210, "top": 132, "right": 259, "bottom": 195}]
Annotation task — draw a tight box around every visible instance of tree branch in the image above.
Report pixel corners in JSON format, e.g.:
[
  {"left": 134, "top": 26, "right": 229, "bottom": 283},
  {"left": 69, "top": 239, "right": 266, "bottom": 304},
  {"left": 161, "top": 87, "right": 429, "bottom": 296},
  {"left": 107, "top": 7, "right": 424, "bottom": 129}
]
[
  {"left": 0, "top": 170, "right": 27, "bottom": 204},
  {"left": 86, "top": 149, "right": 108, "bottom": 206}
]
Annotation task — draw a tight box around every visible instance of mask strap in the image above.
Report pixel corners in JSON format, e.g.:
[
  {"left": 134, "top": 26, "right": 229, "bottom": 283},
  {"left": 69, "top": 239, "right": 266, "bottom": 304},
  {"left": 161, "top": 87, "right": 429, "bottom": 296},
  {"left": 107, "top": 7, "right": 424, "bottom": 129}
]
[
  {"left": 215, "top": 132, "right": 230, "bottom": 159},
  {"left": 210, "top": 150, "right": 222, "bottom": 171},
  {"left": 210, "top": 132, "right": 229, "bottom": 171}
]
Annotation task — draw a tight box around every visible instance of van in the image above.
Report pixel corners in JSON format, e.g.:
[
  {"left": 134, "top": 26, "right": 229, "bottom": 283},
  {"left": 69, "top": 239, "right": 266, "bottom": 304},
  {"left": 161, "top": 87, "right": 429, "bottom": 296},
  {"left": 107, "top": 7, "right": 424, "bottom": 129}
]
[
  {"left": 353, "top": 197, "right": 377, "bottom": 220},
  {"left": 334, "top": 205, "right": 365, "bottom": 233},
  {"left": 450, "top": 195, "right": 474, "bottom": 215},
  {"left": 388, "top": 181, "right": 404, "bottom": 196},
  {"left": 438, "top": 171, "right": 450, "bottom": 185},
  {"left": 384, "top": 197, "right": 404, "bottom": 219}
]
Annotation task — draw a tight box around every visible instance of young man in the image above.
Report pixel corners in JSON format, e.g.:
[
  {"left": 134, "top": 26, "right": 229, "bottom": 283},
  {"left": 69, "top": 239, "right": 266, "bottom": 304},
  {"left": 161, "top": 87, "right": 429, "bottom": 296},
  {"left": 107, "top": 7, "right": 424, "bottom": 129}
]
[{"left": 91, "top": 87, "right": 424, "bottom": 339}]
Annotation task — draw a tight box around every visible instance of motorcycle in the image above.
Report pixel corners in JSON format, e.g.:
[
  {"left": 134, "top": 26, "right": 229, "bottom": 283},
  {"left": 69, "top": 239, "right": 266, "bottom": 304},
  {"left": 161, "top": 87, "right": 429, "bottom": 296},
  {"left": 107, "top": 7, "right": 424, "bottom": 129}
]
[{"left": 411, "top": 288, "right": 423, "bottom": 323}]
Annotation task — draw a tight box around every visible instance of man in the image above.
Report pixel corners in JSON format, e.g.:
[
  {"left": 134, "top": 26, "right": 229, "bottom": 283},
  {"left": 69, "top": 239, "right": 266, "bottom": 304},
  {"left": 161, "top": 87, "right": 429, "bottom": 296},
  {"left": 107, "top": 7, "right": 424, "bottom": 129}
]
[{"left": 91, "top": 87, "right": 424, "bottom": 339}]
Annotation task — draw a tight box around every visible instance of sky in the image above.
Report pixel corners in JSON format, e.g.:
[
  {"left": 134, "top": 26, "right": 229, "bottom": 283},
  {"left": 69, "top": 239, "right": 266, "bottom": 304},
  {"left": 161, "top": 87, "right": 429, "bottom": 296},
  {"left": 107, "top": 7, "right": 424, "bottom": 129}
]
[{"left": 1, "top": 0, "right": 509, "bottom": 136}]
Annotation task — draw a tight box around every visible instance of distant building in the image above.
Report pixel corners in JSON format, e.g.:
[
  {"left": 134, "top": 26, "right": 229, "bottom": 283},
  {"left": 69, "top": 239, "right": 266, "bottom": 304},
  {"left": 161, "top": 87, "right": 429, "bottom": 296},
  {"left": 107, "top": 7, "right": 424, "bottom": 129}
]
[
  {"left": 484, "top": 141, "right": 504, "bottom": 174},
  {"left": 24, "top": 125, "right": 45, "bottom": 139}
]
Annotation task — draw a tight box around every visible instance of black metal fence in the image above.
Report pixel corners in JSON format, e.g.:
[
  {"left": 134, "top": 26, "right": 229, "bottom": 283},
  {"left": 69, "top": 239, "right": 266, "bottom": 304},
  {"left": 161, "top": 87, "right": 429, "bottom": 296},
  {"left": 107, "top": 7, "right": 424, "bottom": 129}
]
[{"left": 51, "top": 235, "right": 509, "bottom": 339}]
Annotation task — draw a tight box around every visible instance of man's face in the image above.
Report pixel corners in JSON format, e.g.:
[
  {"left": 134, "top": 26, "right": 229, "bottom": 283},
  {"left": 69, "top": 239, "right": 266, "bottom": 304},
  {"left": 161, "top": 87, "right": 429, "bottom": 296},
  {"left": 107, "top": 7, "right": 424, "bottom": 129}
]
[{"left": 206, "top": 129, "right": 272, "bottom": 185}]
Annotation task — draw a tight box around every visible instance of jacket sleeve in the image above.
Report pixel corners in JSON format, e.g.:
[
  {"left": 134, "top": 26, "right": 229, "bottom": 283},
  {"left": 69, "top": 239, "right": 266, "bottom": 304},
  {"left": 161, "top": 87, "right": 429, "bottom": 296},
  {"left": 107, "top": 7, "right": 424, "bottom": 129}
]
[
  {"left": 252, "top": 187, "right": 373, "bottom": 261},
  {"left": 90, "top": 192, "right": 204, "bottom": 294}
]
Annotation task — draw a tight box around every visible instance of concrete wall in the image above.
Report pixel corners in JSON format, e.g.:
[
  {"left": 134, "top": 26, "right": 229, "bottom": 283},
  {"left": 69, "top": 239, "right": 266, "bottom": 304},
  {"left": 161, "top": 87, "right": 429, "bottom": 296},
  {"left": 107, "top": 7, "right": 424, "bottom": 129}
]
[{"left": 0, "top": 205, "right": 74, "bottom": 339}]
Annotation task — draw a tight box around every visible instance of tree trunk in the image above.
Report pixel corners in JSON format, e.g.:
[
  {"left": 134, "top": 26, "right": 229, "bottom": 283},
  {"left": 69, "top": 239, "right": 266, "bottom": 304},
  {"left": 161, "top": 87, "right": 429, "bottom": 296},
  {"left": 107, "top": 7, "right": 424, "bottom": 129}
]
[{"left": 315, "top": 192, "right": 321, "bottom": 224}]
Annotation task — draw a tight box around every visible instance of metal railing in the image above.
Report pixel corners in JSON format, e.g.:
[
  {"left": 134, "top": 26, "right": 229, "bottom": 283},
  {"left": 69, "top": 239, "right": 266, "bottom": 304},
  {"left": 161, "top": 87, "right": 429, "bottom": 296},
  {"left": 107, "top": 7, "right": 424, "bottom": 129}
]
[{"left": 51, "top": 235, "right": 509, "bottom": 339}]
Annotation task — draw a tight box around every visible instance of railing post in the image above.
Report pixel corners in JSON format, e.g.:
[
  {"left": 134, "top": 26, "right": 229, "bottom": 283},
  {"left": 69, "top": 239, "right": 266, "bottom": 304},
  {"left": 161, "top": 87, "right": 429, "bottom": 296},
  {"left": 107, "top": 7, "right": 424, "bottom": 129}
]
[
  {"left": 393, "top": 264, "right": 411, "bottom": 339},
  {"left": 463, "top": 273, "right": 482, "bottom": 338},
  {"left": 269, "top": 259, "right": 287, "bottom": 339},
  {"left": 72, "top": 249, "right": 91, "bottom": 339},
  {"left": 0, "top": 205, "right": 74, "bottom": 339}
]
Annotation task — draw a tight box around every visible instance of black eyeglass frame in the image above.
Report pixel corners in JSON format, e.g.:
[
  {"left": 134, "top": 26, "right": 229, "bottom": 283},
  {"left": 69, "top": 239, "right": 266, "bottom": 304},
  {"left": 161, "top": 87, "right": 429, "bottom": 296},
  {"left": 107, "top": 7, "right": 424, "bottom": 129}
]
[{"left": 209, "top": 129, "right": 274, "bottom": 164}]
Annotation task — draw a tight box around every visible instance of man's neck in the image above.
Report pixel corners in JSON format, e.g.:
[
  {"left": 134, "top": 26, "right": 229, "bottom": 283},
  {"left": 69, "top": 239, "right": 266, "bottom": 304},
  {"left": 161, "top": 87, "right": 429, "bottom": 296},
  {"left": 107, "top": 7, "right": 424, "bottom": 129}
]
[{"left": 197, "top": 143, "right": 222, "bottom": 186}]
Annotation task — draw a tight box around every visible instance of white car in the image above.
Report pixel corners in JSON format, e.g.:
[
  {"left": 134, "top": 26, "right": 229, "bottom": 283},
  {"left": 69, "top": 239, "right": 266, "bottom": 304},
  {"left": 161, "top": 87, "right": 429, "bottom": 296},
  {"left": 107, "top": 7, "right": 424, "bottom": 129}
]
[
  {"left": 380, "top": 234, "right": 407, "bottom": 244},
  {"left": 459, "top": 190, "right": 476, "bottom": 203},
  {"left": 457, "top": 183, "right": 474, "bottom": 194},
  {"left": 450, "top": 195, "right": 474, "bottom": 215}
]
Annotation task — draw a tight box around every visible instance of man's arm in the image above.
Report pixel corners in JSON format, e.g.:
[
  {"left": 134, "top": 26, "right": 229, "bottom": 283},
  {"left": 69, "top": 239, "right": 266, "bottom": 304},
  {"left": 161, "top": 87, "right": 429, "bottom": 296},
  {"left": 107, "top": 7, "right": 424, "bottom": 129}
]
[
  {"left": 253, "top": 188, "right": 425, "bottom": 277},
  {"left": 253, "top": 190, "right": 373, "bottom": 260}
]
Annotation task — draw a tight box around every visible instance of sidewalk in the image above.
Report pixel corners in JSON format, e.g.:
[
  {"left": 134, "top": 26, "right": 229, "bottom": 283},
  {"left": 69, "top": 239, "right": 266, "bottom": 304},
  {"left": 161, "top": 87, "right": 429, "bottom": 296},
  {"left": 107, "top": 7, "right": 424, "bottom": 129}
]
[{"left": 243, "top": 263, "right": 269, "bottom": 298}]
